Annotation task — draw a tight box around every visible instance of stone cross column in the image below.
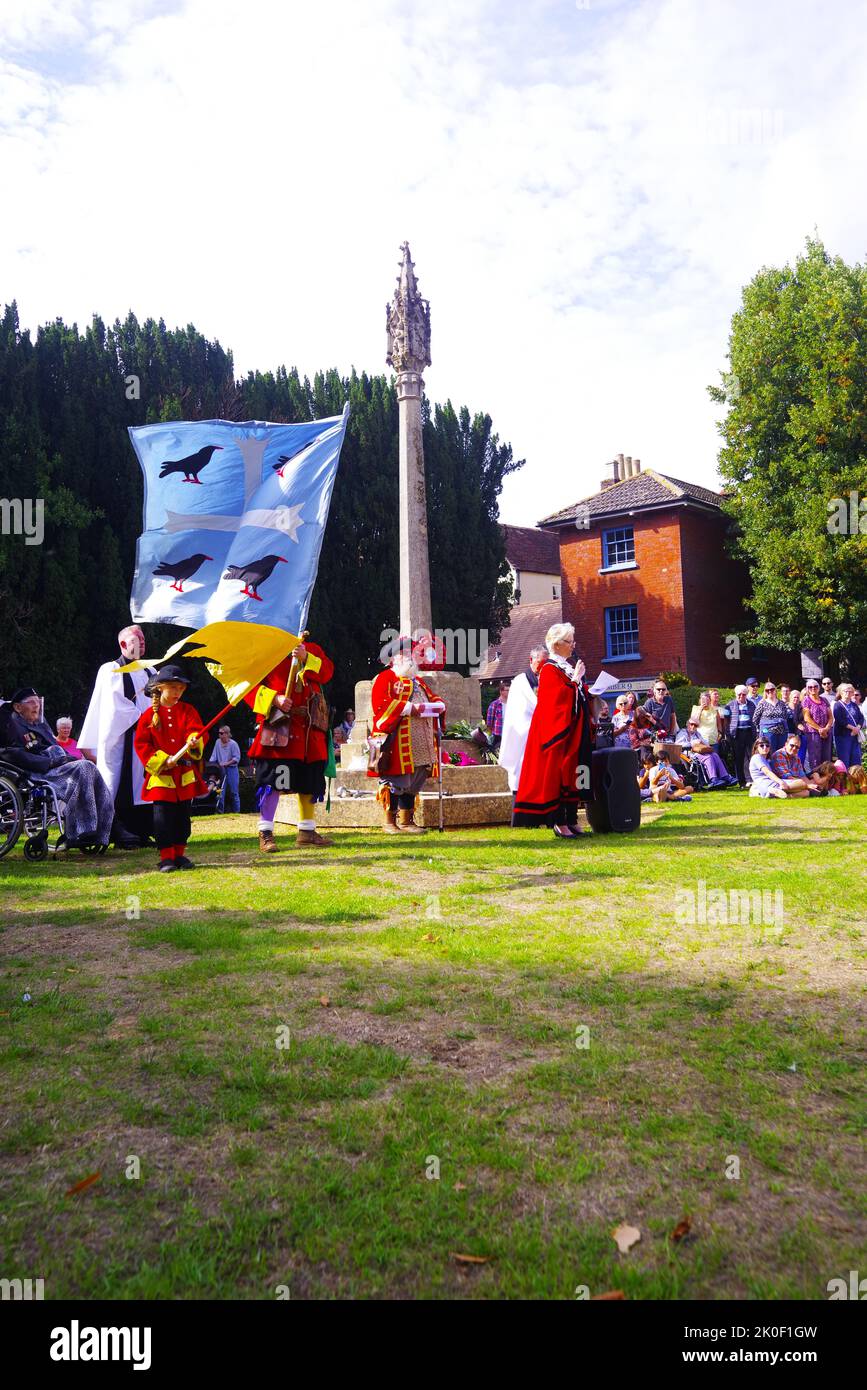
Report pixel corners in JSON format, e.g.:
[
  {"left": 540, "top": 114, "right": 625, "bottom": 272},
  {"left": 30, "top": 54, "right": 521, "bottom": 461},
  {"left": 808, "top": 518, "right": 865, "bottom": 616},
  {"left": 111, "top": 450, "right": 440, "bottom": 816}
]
[{"left": 387, "top": 242, "right": 433, "bottom": 638}]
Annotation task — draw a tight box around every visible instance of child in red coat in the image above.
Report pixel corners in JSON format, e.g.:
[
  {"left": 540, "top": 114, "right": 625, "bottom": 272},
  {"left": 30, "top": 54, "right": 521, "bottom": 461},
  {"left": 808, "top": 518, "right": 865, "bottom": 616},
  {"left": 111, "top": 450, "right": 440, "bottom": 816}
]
[{"left": 134, "top": 664, "right": 206, "bottom": 872}]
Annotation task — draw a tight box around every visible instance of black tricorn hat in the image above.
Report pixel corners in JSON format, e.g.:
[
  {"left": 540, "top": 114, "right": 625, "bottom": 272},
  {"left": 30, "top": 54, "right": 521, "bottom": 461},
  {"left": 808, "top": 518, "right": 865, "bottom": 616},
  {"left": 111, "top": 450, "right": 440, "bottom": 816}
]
[
  {"left": 10, "top": 687, "right": 39, "bottom": 704},
  {"left": 146, "top": 662, "right": 191, "bottom": 693}
]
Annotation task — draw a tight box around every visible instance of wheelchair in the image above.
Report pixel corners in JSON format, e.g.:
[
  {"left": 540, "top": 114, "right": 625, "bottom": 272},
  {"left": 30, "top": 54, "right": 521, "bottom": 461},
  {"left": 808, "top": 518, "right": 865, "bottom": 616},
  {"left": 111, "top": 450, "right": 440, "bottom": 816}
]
[{"left": 0, "top": 756, "right": 106, "bottom": 862}]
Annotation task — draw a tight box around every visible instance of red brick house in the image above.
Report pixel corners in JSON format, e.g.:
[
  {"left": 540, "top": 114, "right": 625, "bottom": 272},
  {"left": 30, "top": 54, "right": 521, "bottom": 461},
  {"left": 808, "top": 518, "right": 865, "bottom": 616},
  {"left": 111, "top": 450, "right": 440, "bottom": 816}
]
[{"left": 538, "top": 456, "right": 798, "bottom": 696}]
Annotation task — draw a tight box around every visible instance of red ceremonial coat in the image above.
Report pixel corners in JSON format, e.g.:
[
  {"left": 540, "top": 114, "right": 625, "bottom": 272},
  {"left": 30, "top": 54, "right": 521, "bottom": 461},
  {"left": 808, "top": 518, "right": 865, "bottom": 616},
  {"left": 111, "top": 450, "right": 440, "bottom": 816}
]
[
  {"left": 513, "top": 662, "right": 592, "bottom": 826},
  {"left": 245, "top": 642, "right": 333, "bottom": 763},
  {"left": 367, "top": 669, "right": 445, "bottom": 778},
  {"left": 133, "top": 701, "right": 207, "bottom": 803}
]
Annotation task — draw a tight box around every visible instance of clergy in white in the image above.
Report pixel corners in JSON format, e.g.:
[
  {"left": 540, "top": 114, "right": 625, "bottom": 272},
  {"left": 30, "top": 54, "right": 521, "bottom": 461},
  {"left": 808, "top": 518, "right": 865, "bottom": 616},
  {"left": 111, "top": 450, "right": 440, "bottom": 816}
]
[
  {"left": 498, "top": 646, "right": 548, "bottom": 793},
  {"left": 78, "top": 625, "right": 154, "bottom": 844}
]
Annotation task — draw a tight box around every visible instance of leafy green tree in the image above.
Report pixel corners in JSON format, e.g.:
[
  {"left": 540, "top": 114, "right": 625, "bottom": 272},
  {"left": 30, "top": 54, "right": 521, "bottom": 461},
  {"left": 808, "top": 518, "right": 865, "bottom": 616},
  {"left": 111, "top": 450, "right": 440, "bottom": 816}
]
[{"left": 709, "top": 237, "right": 867, "bottom": 674}]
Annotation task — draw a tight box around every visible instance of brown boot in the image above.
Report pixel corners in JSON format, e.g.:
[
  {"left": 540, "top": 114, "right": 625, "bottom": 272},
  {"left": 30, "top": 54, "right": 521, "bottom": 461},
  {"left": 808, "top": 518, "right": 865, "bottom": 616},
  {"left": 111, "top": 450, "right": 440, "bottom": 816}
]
[
  {"left": 296, "top": 828, "right": 333, "bottom": 847},
  {"left": 258, "top": 829, "right": 278, "bottom": 853},
  {"left": 397, "top": 807, "right": 425, "bottom": 834},
  {"left": 382, "top": 801, "right": 399, "bottom": 834}
]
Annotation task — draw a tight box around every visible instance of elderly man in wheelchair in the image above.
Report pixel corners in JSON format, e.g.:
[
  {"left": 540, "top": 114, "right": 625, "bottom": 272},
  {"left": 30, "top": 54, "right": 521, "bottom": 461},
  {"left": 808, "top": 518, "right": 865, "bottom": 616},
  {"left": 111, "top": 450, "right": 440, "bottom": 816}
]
[{"left": 0, "top": 688, "right": 114, "bottom": 860}]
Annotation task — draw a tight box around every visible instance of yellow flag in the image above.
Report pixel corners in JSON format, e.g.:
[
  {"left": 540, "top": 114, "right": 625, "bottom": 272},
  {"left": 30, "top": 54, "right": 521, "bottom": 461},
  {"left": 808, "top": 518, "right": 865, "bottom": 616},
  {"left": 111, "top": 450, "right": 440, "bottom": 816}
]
[{"left": 119, "top": 621, "right": 299, "bottom": 705}]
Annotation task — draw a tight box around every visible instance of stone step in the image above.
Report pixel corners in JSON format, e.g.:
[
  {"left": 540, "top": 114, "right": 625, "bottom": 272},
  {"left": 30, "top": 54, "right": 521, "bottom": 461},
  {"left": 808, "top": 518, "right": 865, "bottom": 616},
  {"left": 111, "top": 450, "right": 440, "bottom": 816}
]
[{"left": 335, "top": 762, "right": 508, "bottom": 794}]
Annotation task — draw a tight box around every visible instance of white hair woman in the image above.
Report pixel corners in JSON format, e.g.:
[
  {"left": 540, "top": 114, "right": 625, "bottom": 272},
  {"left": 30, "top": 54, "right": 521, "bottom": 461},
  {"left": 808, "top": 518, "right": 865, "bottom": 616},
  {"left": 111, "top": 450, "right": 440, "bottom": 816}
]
[
  {"left": 832, "top": 682, "right": 864, "bottom": 769},
  {"left": 54, "top": 717, "right": 83, "bottom": 760},
  {"left": 513, "top": 623, "right": 594, "bottom": 838},
  {"left": 611, "top": 693, "right": 635, "bottom": 749}
]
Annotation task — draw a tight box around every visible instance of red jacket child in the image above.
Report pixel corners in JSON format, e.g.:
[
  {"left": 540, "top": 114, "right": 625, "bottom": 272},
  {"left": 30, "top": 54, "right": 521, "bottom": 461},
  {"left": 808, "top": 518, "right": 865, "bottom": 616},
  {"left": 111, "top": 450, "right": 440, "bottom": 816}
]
[
  {"left": 134, "top": 698, "right": 207, "bottom": 801},
  {"left": 133, "top": 664, "right": 206, "bottom": 873}
]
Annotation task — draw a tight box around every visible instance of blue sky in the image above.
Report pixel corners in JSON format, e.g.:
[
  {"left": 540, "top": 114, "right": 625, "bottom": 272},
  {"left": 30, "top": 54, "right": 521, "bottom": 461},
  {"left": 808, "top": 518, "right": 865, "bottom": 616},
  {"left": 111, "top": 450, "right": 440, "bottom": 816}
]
[{"left": 2, "top": 0, "right": 865, "bottom": 524}]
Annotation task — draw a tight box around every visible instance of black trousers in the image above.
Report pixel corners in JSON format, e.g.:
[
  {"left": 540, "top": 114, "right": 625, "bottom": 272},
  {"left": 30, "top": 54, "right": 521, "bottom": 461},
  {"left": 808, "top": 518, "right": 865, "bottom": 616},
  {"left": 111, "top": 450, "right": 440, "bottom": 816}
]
[
  {"left": 733, "top": 728, "right": 753, "bottom": 785},
  {"left": 114, "top": 724, "right": 153, "bottom": 840},
  {"left": 152, "top": 802, "right": 192, "bottom": 850}
]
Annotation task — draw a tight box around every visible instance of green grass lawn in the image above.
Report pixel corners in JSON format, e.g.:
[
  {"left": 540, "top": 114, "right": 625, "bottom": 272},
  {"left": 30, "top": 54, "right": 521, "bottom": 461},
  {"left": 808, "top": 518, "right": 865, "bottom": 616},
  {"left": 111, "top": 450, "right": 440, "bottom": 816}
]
[{"left": 1, "top": 794, "right": 865, "bottom": 1300}]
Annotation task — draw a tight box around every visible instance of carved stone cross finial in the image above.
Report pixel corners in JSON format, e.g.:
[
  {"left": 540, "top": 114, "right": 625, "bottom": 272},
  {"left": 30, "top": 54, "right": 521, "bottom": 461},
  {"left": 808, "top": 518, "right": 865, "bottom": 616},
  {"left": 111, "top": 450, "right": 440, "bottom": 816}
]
[{"left": 386, "top": 241, "right": 431, "bottom": 376}]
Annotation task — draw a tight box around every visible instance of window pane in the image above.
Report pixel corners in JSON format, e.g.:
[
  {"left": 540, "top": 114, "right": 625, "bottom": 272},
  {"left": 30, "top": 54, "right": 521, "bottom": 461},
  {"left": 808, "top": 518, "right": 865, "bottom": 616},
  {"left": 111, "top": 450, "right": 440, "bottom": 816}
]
[
  {"left": 603, "top": 526, "right": 635, "bottom": 566},
  {"left": 605, "top": 605, "right": 639, "bottom": 657}
]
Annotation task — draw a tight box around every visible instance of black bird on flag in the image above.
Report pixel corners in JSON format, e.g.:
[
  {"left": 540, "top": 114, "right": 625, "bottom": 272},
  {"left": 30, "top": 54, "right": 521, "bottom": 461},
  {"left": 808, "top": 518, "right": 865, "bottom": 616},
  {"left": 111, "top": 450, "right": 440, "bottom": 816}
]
[
  {"left": 272, "top": 440, "right": 311, "bottom": 478},
  {"left": 159, "top": 444, "right": 223, "bottom": 484},
  {"left": 152, "top": 553, "right": 214, "bottom": 592},
  {"left": 222, "top": 553, "right": 288, "bottom": 601}
]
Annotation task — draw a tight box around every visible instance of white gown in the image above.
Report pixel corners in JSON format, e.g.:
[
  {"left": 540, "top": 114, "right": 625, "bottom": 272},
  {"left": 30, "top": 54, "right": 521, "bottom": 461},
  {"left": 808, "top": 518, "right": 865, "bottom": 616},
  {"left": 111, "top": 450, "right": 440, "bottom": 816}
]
[
  {"left": 498, "top": 672, "right": 538, "bottom": 793},
  {"left": 78, "top": 661, "right": 152, "bottom": 805}
]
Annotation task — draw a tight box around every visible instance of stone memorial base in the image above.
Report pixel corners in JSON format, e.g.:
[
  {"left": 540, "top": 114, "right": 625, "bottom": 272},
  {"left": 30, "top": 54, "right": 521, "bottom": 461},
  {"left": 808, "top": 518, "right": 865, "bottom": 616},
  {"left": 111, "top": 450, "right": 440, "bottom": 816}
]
[{"left": 275, "top": 670, "right": 514, "bottom": 829}]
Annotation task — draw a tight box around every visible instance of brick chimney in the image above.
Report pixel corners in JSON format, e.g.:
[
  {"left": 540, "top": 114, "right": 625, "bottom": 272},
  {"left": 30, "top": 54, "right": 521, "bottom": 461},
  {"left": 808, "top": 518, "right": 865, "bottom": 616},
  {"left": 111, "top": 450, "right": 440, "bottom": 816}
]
[{"left": 600, "top": 457, "right": 621, "bottom": 490}]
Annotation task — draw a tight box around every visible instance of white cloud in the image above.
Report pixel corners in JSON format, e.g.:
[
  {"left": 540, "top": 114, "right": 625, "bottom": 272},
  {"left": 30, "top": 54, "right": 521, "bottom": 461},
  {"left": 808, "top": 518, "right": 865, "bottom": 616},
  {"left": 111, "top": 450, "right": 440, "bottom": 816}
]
[{"left": 1, "top": 0, "right": 864, "bottom": 525}]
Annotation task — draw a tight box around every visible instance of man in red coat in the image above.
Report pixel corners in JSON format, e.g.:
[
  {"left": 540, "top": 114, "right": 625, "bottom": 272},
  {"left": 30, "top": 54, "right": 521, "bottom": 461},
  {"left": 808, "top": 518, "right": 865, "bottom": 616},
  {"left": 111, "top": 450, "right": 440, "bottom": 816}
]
[
  {"left": 245, "top": 639, "right": 333, "bottom": 851},
  {"left": 133, "top": 663, "right": 207, "bottom": 871},
  {"left": 368, "top": 636, "right": 445, "bottom": 833},
  {"left": 513, "top": 623, "right": 594, "bottom": 837}
]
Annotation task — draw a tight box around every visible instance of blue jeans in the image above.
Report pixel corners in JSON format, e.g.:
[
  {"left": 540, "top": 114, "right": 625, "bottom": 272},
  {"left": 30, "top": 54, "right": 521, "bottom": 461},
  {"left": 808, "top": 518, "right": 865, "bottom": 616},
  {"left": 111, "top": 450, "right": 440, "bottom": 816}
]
[
  {"left": 217, "top": 765, "right": 240, "bottom": 812},
  {"left": 760, "top": 727, "right": 786, "bottom": 754}
]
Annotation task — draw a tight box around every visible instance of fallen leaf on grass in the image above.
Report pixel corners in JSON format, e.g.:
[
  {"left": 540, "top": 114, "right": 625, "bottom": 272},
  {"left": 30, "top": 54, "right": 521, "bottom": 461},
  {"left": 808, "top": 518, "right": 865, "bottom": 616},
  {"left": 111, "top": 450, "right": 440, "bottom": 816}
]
[
  {"left": 591, "top": 1290, "right": 626, "bottom": 1300},
  {"left": 421, "top": 933, "right": 441, "bottom": 943},
  {"left": 669, "top": 1215, "right": 692, "bottom": 1244},
  {"left": 65, "top": 1172, "right": 101, "bottom": 1198},
  {"left": 453, "top": 1182, "right": 467, "bottom": 1192},
  {"left": 612, "top": 1223, "right": 641, "bottom": 1253},
  {"left": 449, "top": 1252, "right": 490, "bottom": 1265},
  {"left": 318, "top": 996, "right": 330, "bottom": 1007}
]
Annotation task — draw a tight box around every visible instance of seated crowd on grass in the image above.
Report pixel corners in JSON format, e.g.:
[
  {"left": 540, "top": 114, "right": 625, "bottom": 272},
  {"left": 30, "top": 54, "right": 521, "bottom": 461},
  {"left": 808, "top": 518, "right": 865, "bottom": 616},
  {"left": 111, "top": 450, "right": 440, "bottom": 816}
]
[{"left": 615, "top": 677, "right": 867, "bottom": 805}]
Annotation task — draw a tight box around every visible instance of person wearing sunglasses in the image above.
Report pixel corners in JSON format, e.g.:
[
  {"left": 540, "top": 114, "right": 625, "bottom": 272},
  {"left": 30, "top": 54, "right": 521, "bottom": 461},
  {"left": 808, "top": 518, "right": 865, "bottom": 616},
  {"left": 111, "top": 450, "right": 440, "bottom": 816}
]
[
  {"left": 748, "top": 738, "right": 790, "bottom": 798},
  {"left": 802, "top": 680, "right": 834, "bottom": 771},
  {"left": 752, "top": 682, "right": 789, "bottom": 754},
  {"left": 642, "top": 680, "right": 677, "bottom": 740}
]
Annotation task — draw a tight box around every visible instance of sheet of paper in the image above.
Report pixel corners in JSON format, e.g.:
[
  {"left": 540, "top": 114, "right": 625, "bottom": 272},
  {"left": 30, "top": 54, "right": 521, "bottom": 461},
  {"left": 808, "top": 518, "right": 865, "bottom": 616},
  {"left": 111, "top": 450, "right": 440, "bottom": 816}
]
[{"left": 588, "top": 670, "right": 621, "bottom": 696}]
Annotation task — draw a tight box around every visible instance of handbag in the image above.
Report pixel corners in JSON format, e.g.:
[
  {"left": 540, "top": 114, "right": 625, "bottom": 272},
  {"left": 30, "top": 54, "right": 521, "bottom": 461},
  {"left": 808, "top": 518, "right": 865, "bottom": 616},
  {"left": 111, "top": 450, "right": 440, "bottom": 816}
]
[
  {"left": 258, "top": 719, "right": 290, "bottom": 748},
  {"left": 366, "top": 731, "right": 393, "bottom": 774},
  {"left": 308, "top": 688, "right": 330, "bottom": 733}
]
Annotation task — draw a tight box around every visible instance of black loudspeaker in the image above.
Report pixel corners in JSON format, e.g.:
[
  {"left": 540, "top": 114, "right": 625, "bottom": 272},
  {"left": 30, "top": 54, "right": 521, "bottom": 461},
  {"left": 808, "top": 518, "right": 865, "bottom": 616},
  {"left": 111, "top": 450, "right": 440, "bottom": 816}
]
[{"left": 584, "top": 747, "right": 641, "bottom": 833}]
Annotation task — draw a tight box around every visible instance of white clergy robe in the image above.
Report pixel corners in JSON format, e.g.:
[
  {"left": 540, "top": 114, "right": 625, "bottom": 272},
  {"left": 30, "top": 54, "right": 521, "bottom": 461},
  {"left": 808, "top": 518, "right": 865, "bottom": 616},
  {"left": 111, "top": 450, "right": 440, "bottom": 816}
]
[
  {"left": 78, "top": 660, "right": 152, "bottom": 805},
  {"left": 498, "top": 671, "right": 538, "bottom": 793}
]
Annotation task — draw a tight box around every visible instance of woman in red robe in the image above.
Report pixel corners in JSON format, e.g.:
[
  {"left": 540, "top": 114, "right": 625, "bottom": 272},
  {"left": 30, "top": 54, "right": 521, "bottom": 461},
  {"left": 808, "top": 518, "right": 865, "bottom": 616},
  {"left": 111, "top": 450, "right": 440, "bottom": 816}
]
[{"left": 513, "top": 623, "right": 594, "bottom": 837}]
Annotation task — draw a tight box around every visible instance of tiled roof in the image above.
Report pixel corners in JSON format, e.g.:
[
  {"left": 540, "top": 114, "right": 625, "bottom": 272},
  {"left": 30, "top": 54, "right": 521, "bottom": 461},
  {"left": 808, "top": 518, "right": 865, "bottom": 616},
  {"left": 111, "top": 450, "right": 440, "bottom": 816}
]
[
  {"left": 475, "top": 599, "right": 562, "bottom": 681},
  {"left": 538, "top": 469, "right": 724, "bottom": 526},
  {"left": 501, "top": 524, "right": 560, "bottom": 573}
]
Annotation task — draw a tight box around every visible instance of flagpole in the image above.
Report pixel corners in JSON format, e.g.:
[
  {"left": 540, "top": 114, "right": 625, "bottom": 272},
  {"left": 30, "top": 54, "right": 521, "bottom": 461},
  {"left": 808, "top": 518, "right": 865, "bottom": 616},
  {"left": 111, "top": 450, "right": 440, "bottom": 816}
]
[{"left": 435, "top": 723, "right": 444, "bottom": 833}]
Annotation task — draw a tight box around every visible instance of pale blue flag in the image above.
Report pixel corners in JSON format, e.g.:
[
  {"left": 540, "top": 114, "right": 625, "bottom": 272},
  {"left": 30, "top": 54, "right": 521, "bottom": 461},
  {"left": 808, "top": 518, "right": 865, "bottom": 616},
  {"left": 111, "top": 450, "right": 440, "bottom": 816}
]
[{"left": 129, "top": 406, "right": 348, "bottom": 632}]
